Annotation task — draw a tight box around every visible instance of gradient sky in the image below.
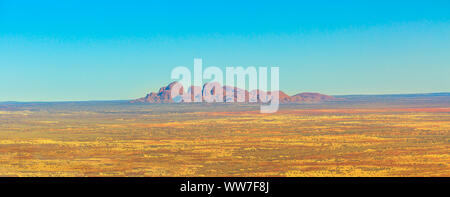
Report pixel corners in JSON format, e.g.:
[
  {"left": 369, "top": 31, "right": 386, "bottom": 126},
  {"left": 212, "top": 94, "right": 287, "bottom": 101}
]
[{"left": 1, "top": 0, "right": 449, "bottom": 101}]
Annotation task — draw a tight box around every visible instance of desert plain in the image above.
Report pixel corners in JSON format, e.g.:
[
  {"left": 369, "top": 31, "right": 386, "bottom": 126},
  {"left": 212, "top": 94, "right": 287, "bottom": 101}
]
[{"left": 0, "top": 94, "right": 449, "bottom": 176}]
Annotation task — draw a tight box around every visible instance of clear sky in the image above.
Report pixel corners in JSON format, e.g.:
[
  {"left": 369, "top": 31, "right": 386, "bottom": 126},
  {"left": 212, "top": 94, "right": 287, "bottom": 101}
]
[{"left": 1, "top": 0, "right": 449, "bottom": 101}]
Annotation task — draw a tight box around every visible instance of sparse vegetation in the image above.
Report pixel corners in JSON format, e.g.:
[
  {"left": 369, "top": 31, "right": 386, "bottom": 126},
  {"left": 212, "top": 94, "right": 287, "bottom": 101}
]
[{"left": 0, "top": 102, "right": 448, "bottom": 176}]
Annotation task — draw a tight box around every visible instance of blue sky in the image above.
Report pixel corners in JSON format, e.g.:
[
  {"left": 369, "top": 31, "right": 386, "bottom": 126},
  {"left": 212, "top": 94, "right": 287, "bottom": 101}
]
[{"left": 1, "top": 0, "right": 449, "bottom": 101}]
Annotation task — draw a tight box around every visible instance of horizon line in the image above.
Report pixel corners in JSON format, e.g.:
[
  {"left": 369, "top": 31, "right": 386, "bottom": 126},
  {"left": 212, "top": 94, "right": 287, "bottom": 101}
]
[{"left": 1, "top": 91, "right": 449, "bottom": 103}]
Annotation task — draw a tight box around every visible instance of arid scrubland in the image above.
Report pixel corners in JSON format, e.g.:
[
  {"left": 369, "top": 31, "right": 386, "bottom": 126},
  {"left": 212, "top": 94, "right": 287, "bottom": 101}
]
[{"left": 0, "top": 103, "right": 449, "bottom": 176}]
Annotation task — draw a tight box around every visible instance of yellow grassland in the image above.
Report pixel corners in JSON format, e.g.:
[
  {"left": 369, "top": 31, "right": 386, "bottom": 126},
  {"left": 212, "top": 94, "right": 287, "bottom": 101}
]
[{"left": 0, "top": 107, "right": 448, "bottom": 176}]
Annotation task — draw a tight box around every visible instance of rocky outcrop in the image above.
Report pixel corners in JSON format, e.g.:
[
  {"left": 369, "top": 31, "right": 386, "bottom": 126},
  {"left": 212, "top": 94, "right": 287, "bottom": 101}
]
[
  {"left": 130, "top": 82, "right": 183, "bottom": 103},
  {"left": 131, "top": 82, "right": 336, "bottom": 103}
]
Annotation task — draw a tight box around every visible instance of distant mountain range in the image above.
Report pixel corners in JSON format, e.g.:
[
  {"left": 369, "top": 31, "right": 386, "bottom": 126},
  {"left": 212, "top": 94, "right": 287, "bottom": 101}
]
[{"left": 131, "top": 81, "right": 337, "bottom": 104}]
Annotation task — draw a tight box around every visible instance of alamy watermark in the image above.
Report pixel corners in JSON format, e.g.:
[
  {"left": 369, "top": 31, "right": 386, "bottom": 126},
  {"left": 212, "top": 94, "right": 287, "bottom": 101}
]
[{"left": 170, "top": 58, "right": 280, "bottom": 113}]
